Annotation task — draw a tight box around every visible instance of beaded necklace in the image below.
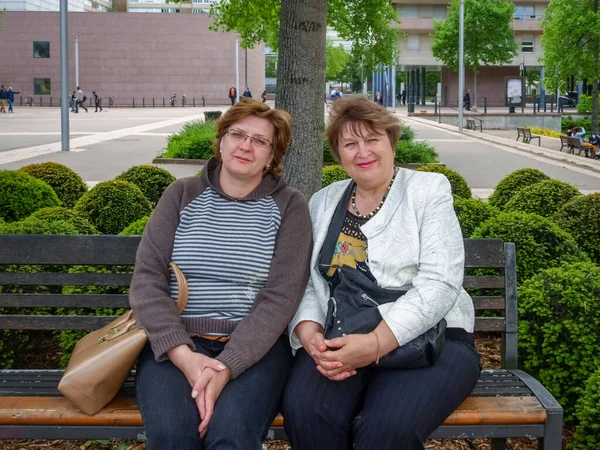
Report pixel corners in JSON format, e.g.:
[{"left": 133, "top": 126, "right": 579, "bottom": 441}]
[{"left": 351, "top": 169, "right": 397, "bottom": 219}]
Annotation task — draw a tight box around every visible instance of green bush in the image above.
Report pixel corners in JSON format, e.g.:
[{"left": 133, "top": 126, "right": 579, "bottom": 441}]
[
  {"left": 119, "top": 216, "right": 149, "bottom": 236},
  {"left": 574, "top": 367, "right": 600, "bottom": 449},
  {"left": 0, "top": 170, "right": 61, "bottom": 223},
  {"left": 577, "top": 94, "right": 592, "bottom": 114},
  {"left": 503, "top": 179, "right": 581, "bottom": 218},
  {"left": 562, "top": 116, "right": 591, "bottom": 134},
  {"left": 453, "top": 197, "right": 499, "bottom": 237},
  {"left": 399, "top": 124, "right": 415, "bottom": 141},
  {"left": 518, "top": 262, "right": 600, "bottom": 422},
  {"left": 472, "top": 211, "right": 587, "bottom": 282},
  {"left": 115, "top": 165, "right": 175, "bottom": 207},
  {"left": 416, "top": 165, "right": 471, "bottom": 199},
  {"left": 488, "top": 168, "right": 550, "bottom": 210},
  {"left": 395, "top": 140, "right": 439, "bottom": 164},
  {"left": 19, "top": 162, "right": 87, "bottom": 208},
  {"left": 160, "top": 121, "right": 216, "bottom": 160},
  {"left": 26, "top": 207, "right": 99, "bottom": 235},
  {"left": 322, "top": 165, "right": 349, "bottom": 187},
  {"left": 74, "top": 180, "right": 152, "bottom": 235},
  {"left": 0, "top": 218, "right": 79, "bottom": 235},
  {"left": 554, "top": 193, "right": 600, "bottom": 265}
]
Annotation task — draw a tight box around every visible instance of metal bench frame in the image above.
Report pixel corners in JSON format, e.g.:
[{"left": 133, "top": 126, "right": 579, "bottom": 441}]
[
  {"left": 516, "top": 127, "right": 541, "bottom": 146},
  {"left": 466, "top": 118, "right": 483, "bottom": 132},
  {"left": 0, "top": 235, "right": 563, "bottom": 449}
]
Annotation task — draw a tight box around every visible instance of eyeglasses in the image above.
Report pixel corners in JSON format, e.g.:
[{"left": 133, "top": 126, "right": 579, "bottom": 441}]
[{"left": 225, "top": 129, "right": 273, "bottom": 150}]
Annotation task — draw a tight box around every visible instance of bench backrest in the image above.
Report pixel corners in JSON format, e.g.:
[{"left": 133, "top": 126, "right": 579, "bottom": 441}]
[
  {"left": 560, "top": 135, "right": 569, "bottom": 144},
  {"left": 517, "top": 127, "right": 531, "bottom": 137},
  {"left": 0, "top": 235, "right": 518, "bottom": 369},
  {"left": 567, "top": 136, "right": 582, "bottom": 147}
]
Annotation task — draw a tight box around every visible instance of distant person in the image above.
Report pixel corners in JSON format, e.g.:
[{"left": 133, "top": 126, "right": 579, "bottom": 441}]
[
  {"left": 572, "top": 126, "right": 597, "bottom": 157},
  {"left": 228, "top": 85, "right": 237, "bottom": 106},
  {"left": 242, "top": 87, "right": 252, "bottom": 98},
  {"left": 71, "top": 91, "right": 77, "bottom": 112},
  {"left": 93, "top": 91, "right": 103, "bottom": 112},
  {"left": 401, "top": 89, "right": 406, "bottom": 105},
  {"left": 75, "top": 87, "right": 88, "bottom": 113},
  {"left": 6, "top": 87, "right": 20, "bottom": 113},
  {"left": 374, "top": 91, "right": 383, "bottom": 105},
  {"left": 261, "top": 90, "right": 267, "bottom": 103},
  {"left": 463, "top": 89, "right": 471, "bottom": 111},
  {"left": 0, "top": 85, "right": 6, "bottom": 113},
  {"left": 330, "top": 89, "right": 341, "bottom": 102}
]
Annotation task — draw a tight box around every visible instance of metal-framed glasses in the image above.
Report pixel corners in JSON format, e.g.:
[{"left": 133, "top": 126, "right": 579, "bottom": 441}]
[{"left": 225, "top": 129, "right": 273, "bottom": 150}]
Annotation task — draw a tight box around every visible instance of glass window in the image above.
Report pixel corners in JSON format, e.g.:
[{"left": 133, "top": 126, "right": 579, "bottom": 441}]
[
  {"left": 522, "top": 40, "right": 534, "bottom": 53},
  {"left": 433, "top": 5, "right": 447, "bottom": 18},
  {"left": 34, "top": 78, "right": 51, "bottom": 95},
  {"left": 515, "top": 6, "right": 535, "bottom": 19},
  {"left": 399, "top": 5, "right": 418, "bottom": 18},
  {"left": 407, "top": 35, "right": 420, "bottom": 52},
  {"left": 33, "top": 41, "right": 50, "bottom": 58}
]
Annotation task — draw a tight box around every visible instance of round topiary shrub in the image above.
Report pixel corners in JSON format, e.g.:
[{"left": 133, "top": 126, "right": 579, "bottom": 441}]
[
  {"left": 19, "top": 162, "right": 87, "bottom": 208},
  {"left": 119, "top": 216, "right": 149, "bottom": 236},
  {"left": 115, "top": 165, "right": 175, "bottom": 207},
  {"left": 518, "top": 261, "right": 600, "bottom": 422},
  {"left": 472, "top": 211, "right": 587, "bottom": 283},
  {"left": 554, "top": 193, "right": 600, "bottom": 265},
  {"left": 0, "top": 170, "right": 61, "bottom": 223},
  {"left": 27, "top": 207, "right": 99, "bottom": 235},
  {"left": 503, "top": 179, "right": 581, "bottom": 218},
  {"left": 416, "top": 165, "right": 472, "bottom": 199},
  {"left": 574, "top": 367, "right": 600, "bottom": 449},
  {"left": 0, "top": 218, "right": 79, "bottom": 235},
  {"left": 323, "top": 138, "right": 336, "bottom": 164},
  {"left": 453, "top": 197, "right": 499, "bottom": 237},
  {"left": 488, "top": 168, "right": 550, "bottom": 210},
  {"left": 395, "top": 140, "right": 439, "bottom": 165},
  {"left": 74, "top": 180, "right": 152, "bottom": 235},
  {"left": 322, "top": 165, "right": 349, "bottom": 187}
]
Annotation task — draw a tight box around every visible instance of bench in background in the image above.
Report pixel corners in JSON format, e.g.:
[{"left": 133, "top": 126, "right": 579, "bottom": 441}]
[
  {"left": 516, "top": 127, "right": 541, "bottom": 146},
  {"left": 466, "top": 118, "right": 483, "bottom": 132}
]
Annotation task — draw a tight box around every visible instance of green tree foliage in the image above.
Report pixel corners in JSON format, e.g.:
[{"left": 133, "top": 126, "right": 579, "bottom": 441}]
[
  {"left": 541, "top": 0, "right": 600, "bottom": 131},
  {"left": 574, "top": 367, "right": 600, "bottom": 449},
  {"left": 322, "top": 165, "right": 349, "bottom": 187},
  {"left": 326, "top": 40, "right": 351, "bottom": 83},
  {"left": 503, "top": 179, "right": 581, "bottom": 218},
  {"left": 265, "top": 57, "right": 277, "bottom": 78}
]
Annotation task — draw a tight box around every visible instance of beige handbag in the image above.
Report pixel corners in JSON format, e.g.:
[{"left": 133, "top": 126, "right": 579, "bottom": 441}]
[{"left": 58, "top": 262, "right": 189, "bottom": 415}]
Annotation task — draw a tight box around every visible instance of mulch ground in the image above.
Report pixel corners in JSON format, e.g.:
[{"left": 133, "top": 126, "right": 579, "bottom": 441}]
[{"left": 0, "top": 336, "right": 574, "bottom": 450}]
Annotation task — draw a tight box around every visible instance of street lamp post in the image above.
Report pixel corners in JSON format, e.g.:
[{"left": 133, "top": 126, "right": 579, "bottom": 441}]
[
  {"left": 74, "top": 35, "right": 79, "bottom": 88},
  {"left": 235, "top": 37, "right": 240, "bottom": 104},
  {"left": 458, "top": 0, "right": 465, "bottom": 132},
  {"left": 60, "top": 0, "right": 70, "bottom": 152}
]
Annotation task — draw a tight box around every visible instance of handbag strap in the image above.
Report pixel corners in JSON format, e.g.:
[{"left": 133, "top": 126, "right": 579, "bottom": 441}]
[{"left": 168, "top": 262, "right": 189, "bottom": 314}]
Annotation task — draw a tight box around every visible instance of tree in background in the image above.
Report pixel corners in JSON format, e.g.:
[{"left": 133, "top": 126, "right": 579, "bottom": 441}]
[
  {"left": 326, "top": 41, "right": 351, "bottom": 85},
  {"left": 541, "top": 0, "right": 600, "bottom": 132},
  {"left": 526, "top": 69, "right": 541, "bottom": 94},
  {"left": 265, "top": 58, "right": 277, "bottom": 78},
  {"left": 208, "top": 0, "right": 399, "bottom": 197},
  {"left": 430, "top": 0, "right": 518, "bottom": 109}
]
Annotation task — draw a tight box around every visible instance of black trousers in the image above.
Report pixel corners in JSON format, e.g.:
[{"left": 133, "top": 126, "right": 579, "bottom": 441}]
[{"left": 282, "top": 339, "right": 481, "bottom": 450}]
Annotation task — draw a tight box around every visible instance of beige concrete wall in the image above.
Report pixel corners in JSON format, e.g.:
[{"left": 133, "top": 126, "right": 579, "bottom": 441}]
[{"left": 0, "top": 11, "right": 265, "bottom": 105}]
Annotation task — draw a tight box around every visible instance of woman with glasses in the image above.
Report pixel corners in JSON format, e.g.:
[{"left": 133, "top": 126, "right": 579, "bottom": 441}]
[{"left": 130, "top": 99, "right": 312, "bottom": 450}]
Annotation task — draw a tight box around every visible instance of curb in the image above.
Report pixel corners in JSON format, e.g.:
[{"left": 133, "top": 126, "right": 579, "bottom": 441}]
[{"left": 152, "top": 158, "right": 208, "bottom": 165}]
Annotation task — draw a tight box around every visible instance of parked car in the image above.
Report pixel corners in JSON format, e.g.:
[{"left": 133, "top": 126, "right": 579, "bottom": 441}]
[{"left": 559, "top": 91, "right": 578, "bottom": 107}]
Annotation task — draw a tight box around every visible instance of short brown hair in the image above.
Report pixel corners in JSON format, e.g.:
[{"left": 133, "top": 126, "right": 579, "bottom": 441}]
[
  {"left": 326, "top": 96, "right": 400, "bottom": 163},
  {"left": 213, "top": 98, "right": 293, "bottom": 177}
]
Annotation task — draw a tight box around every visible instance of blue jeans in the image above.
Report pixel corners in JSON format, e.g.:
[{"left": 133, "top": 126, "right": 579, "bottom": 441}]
[
  {"left": 282, "top": 338, "right": 481, "bottom": 450},
  {"left": 136, "top": 335, "right": 292, "bottom": 450},
  {"left": 8, "top": 99, "right": 13, "bottom": 112}
]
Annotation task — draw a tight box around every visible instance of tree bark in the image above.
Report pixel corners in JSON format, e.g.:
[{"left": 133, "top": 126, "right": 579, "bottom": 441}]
[{"left": 277, "top": 0, "right": 327, "bottom": 198}]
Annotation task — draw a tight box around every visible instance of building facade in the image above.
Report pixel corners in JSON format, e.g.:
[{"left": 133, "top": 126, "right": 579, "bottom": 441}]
[
  {"left": 393, "top": 0, "right": 548, "bottom": 107},
  {"left": 0, "top": 12, "right": 265, "bottom": 105}
]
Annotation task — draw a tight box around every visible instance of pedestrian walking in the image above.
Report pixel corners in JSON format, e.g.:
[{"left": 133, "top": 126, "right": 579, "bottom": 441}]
[
  {"left": 242, "top": 86, "right": 252, "bottom": 98},
  {"left": 93, "top": 91, "right": 103, "bottom": 112},
  {"left": 374, "top": 91, "right": 383, "bottom": 105},
  {"left": 228, "top": 85, "right": 237, "bottom": 106},
  {"left": 401, "top": 89, "right": 406, "bottom": 105},
  {"left": 0, "top": 85, "right": 6, "bottom": 113},
  {"left": 463, "top": 89, "right": 471, "bottom": 111},
  {"left": 75, "top": 87, "right": 88, "bottom": 113},
  {"left": 6, "top": 87, "right": 20, "bottom": 113},
  {"left": 71, "top": 91, "right": 77, "bottom": 112},
  {"left": 261, "top": 89, "right": 267, "bottom": 103}
]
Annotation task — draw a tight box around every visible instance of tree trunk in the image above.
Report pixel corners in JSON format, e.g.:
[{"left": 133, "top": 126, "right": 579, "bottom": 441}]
[
  {"left": 473, "top": 70, "right": 478, "bottom": 109},
  {"left": 277, "top": 0, "right": 327, "bottom": 198}
]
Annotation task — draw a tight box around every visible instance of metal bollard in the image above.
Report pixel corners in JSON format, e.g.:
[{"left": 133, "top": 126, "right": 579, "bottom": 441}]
[
  {"left": 484, "top": 97, "right": 487, "bottom": 114},
  {"left": 50, "top": 97, "right": 52, "bottom": 107},
  {"left": 153, "top": 98, "right": 155, "bottom": 107},
  {"left": 533, "top": 103, "right": 536, "bottom": 114},
  {"left": 163, "top": 97, "right": 165, "bottom": 107},
  {"left": 434, "top": 97, "right": 437, "bottom": 114},
  {"left": 143, "top": 98, "right": 145, "bottom": 108},
  {"left": 193, "top": 97, "right": 195, "bottom": 107},
  {"left": 202, "top": 96, "right": 206, "bottom": 107},
  {"left": 133, "top": 98, "right": 135, "bottom": 108},
  {"left": 20, "top": 96, "right": 23, "bottom": 106}
]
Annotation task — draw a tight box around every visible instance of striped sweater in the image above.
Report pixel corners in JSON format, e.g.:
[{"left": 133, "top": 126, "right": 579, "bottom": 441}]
[{"left": 129, "top": 158, "right": 312, "bottom": 378}]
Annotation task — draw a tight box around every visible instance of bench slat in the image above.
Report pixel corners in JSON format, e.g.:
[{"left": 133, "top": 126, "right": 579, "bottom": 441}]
[
  {"left": 474, "top": 317, "right": 505, "bottom": 332},
  {"left": 463, "top": 276, "right": 505, "bottom": 289},
  {"left": 463, "top": 240, "right": 504, "bottom": 268},
  {"left": 0, "top": 273, "right": 133, "bottom": 287},
  {"left": 0, "top": 235, "right": 141, "bottom": 265},
  {"left": 472, "top": 297, "right": 505, "bottom": 310},
  {"left": 0, "top": 294, "right": 130, "bottom": 308},
  {"left": 0, "top": 315, "right": 117, "bottom": 330}
]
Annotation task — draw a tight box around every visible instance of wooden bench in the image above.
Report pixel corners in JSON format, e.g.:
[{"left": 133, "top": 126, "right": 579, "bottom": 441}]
[
  {"left": 559, "top": 135, "right": 569, "bottom": 152},
  {"left": 0, "top": 235, "right": 563, "bottom": 449},
  {"left": 466, "top": 118, "right": 483, "bottom": 132},
  {"left": 566, "top": 136, "right": 592, "bottom": 157},
  {"left": 516, "top": 127, "right": 541, "bottom": 145}
]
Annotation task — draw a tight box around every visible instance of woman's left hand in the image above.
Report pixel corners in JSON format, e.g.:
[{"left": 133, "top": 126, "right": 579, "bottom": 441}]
[
  {"left": 191, "top": 366, "right": 231, "bottom": 437},
  {"left": 317, "top": 333, "right": 378, "bottom": 380}
]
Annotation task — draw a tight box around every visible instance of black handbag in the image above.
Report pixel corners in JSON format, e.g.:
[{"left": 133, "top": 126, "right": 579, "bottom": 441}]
[{"left": 320, "top": 180, "right": 446, "bottom": 369}]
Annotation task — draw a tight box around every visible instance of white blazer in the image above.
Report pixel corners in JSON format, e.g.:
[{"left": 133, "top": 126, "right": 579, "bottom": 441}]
[{"left": 289, "top": 168, "right": 475, "bottom": 350}]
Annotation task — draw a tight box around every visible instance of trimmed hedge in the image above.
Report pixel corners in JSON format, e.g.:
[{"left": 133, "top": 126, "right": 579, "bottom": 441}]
[
  {"left": 160, "top": 121, "right": 216, "bottom": 160},
  {"left": 488, "top": 168, "right": 550, "bottom": 210},
  {"left": 322, "top": 165, "right": 349, "bottom": 187},
  {"left": 0, "top": 170, "right": 61, "bottom": 223},
  {"left": 416, "top": 165, "right": 472, "bottom": 199},
  {"left": 116, "top": 165, "right": 175, "bottom": 207},
  {"left": 0, "top": 218, "right": 80, "bottom": 235},
  {"left": 395, "top": 140, "right": 439, "bottom": 165},
  {"left": 399, "top": 124, "right": 415, "bottom": 141},
  {"left": 554, "top": 194, "right": 600, "bottom": 265},
  {"left": 453, "top": 197, "right": 499, "bottom": 237},
  {"left": 27, "top": 207, "right": 99, "bottom": 235},
  {"left": 503, "top": 179, "right": 581, "bottom": 218},
  {"left": 472, "top": 211, "right": 587, "bottom": 282},
  {"left": 74, "top": 180, "right": 152, "bottom": 235},
  {"left": 19, "top": 162, "right": 87, "bottom": 208},
  {"left": 119, "top": 216, "right": 150, "bottom": 236},
  {"left": 574, "top": 367, "right": 600, "bottom": 449},
  {"left": 518, "top": 262, "right": 600, "bottom": 422}
]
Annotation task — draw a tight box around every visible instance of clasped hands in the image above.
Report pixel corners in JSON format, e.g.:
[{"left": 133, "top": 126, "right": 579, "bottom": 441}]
[{"left": 168, "top": 345, "right": 231, "bottom": 438}]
